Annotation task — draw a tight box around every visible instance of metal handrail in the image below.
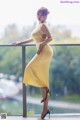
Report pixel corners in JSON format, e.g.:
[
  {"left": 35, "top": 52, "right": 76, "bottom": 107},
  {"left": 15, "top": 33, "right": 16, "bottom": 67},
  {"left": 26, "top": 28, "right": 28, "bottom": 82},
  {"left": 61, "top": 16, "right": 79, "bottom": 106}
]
[{"left": 1, "top": 43, "right": 80, "bottom": 46}]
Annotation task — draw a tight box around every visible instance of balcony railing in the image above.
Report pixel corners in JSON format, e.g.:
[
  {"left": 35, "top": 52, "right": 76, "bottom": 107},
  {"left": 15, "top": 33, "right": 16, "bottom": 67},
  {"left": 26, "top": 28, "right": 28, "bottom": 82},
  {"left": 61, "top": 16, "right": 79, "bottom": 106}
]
[{"left": 0, "top": 44, "right": 80, "bottom": 118}]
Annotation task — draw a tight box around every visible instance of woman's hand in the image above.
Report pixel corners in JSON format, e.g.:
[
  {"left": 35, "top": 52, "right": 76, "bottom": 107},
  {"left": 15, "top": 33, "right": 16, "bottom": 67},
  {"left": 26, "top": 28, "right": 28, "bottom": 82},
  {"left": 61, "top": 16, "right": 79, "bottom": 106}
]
[
  {"left": 11, "top": 41, "right": 21, "bottom": 45},
  {"left": 37, "top": 42, "right": 45, "bottom": 54}
]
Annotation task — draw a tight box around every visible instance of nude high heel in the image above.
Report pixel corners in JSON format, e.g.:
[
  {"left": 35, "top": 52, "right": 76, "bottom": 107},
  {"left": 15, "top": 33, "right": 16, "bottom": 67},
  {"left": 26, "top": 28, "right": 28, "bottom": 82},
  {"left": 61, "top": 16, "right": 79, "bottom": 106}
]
[{"left": 41, "top": 109, "right": 50, "bottom": 119}]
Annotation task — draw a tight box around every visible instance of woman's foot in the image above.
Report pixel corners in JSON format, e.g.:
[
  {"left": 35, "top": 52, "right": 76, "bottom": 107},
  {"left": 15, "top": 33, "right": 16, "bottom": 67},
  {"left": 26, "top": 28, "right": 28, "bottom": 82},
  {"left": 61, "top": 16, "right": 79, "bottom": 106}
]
[{"left": 41, "top": 109, "right": 48, "bottom": 118}]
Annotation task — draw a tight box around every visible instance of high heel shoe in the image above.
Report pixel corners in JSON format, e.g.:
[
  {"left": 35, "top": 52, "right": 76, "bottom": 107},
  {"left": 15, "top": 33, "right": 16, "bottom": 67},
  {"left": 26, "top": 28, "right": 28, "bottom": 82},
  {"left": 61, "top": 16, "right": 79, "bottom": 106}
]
[
  {"left": 41, "top": 87, "right": 51, "bottom": 103},
  {"left": 41, "top": 109, "right": 50, "bottom": 119}
]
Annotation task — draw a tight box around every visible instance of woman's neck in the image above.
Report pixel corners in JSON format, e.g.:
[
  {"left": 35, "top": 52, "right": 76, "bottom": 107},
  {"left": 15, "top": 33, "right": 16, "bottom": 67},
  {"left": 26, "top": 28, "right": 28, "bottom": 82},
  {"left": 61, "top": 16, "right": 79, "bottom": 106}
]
[
  {"left": 39, "top": 21, "right": 46, "bottom": 24},
  {"left": 39, "top": 22, "right": 44, "bottom": 24}
]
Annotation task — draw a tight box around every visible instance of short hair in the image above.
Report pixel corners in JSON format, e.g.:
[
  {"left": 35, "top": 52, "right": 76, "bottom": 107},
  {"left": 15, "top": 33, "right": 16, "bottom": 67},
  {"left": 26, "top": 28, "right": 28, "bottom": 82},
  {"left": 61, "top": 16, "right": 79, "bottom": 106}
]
[{"left": 37, "top": 7, "right": 50, "bottom": 16}]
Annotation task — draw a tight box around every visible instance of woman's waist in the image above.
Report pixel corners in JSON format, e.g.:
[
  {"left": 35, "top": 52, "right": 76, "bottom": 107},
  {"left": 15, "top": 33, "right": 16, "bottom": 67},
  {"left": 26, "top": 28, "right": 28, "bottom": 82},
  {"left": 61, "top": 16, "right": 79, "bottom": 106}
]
[{"left": 36, "top": 42, "right": 53, "bottom": 51}]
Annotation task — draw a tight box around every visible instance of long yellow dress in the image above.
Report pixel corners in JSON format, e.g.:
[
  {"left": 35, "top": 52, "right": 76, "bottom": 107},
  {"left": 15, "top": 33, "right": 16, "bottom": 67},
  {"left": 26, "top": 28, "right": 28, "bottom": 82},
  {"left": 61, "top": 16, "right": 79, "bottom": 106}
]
[{"left": 22, "top": 23, "right": 53, "bottom": 96}]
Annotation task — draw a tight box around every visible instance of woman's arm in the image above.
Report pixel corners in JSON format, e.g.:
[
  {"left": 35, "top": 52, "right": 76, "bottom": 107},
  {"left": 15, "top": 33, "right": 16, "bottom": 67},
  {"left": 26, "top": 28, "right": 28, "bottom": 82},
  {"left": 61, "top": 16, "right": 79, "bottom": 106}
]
[
  {"left": 37, "top": 24, "right": 52, "bottom": 54},
  {"left": 41, "top": 23, "right": 52, "bottom": 45},
  {"left": 12, "top": 38, "right": 33, "bottom": 45}
]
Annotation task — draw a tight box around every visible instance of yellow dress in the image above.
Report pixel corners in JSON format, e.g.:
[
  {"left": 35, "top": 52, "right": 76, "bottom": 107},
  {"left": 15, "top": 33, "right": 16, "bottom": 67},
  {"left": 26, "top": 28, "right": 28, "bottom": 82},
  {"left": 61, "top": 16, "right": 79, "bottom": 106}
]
[{"left": 22, "top": 23, "right": 53, "bottom": 96}]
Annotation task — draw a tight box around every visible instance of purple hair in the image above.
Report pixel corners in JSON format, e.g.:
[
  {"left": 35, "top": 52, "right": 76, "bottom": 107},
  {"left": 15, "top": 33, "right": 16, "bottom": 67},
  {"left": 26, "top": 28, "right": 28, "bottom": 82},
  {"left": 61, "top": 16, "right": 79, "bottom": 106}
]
[{"left": 37, "top": 7, "right": 50, "bottom": 16}]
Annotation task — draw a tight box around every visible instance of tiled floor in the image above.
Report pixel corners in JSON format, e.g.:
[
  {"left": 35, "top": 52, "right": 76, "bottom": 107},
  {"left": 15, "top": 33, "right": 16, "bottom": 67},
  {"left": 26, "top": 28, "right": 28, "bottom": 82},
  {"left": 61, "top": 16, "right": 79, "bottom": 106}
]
[
  {"left": 4, "top": 116, "right": 80, "bottom": 120},
  {"left": 1, "top": 114, "right": 80, "bottom": 120}
]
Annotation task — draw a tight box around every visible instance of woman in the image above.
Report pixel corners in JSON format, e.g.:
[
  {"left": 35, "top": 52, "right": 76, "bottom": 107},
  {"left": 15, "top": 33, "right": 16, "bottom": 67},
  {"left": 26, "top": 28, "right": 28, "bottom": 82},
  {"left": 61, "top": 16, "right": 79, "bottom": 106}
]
[{"left": 12, "top": 7, "right": 53, "bottom": 119}]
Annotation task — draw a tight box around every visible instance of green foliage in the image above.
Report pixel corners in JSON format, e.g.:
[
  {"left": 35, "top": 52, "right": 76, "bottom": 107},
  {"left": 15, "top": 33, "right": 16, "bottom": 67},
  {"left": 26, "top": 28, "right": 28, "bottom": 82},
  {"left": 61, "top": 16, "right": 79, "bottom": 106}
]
[
  {"left": 0, "top": 46, "right": 22, "bottom": 77},
  {"left": 50, "top": 46, "right": 80, "bottom": 98},
  {"left": 61, "top": 94, "right": 80, "bottom": 103}
]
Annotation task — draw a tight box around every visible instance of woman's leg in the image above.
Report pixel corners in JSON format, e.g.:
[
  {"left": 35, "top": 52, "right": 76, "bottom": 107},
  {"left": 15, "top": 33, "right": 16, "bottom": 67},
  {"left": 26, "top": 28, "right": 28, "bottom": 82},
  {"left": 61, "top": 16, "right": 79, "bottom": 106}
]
[{"left": 41, "top": 87, "right": 48, "bottom": 115}]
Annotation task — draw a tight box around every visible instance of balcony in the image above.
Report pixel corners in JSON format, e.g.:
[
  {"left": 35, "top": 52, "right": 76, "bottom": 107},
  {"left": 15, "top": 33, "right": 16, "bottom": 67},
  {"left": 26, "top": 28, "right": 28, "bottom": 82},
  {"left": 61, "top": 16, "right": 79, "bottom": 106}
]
[{"left": 0, "top": 44, "right": 80, "bottom": 120}]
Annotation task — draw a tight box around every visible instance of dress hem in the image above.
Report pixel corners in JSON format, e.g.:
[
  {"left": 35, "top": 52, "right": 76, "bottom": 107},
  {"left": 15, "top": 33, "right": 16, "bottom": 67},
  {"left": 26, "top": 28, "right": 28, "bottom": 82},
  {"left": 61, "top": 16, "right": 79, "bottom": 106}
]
[{"left": 23, "top": 82, "right": 51, "bottom": 96}]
